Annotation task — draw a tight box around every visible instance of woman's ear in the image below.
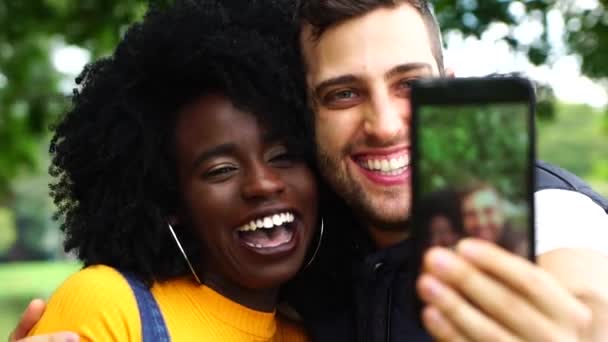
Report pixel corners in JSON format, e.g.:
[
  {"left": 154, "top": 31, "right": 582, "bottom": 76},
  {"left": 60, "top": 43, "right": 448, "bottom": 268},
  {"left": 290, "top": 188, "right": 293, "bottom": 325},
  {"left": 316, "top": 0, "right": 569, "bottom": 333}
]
[{"left": 168, "top": 215, "right": 180, "bottom": 227}]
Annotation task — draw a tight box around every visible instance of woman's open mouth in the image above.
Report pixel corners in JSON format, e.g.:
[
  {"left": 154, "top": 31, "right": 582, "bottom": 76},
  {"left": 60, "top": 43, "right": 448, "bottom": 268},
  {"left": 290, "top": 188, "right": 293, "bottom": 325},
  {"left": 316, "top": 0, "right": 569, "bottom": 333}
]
[{"left": 235, "top": 212, "right": 298, "bottom": 255}]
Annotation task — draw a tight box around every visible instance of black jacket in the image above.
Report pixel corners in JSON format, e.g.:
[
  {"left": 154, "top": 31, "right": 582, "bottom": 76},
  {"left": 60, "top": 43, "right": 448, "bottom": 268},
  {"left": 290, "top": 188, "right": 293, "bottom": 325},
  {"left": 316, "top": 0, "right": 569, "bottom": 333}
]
[{"left": 287, "top": 161, "right": 608, "bottom": 342}]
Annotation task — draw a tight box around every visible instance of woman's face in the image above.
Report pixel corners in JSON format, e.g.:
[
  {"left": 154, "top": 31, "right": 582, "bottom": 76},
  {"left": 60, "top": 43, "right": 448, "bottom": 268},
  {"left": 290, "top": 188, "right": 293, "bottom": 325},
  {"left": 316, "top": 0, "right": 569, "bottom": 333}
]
[{"left": 174, "top": 93, "right": 318, "bottom": 290}]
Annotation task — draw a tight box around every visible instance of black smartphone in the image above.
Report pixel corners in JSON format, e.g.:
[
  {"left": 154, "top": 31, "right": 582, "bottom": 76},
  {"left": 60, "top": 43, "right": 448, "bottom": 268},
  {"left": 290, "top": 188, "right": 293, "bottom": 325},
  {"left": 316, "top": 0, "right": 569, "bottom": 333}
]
[{"left": 411, "top": 76, "right": 535, "bottom": 260}]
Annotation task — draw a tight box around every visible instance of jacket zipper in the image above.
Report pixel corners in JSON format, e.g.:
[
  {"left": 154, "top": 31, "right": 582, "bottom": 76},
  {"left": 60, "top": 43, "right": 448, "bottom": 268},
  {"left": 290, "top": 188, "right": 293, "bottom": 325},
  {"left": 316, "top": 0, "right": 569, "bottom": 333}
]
[{"left": 385, "top": 285, "right": 393, "bottom": 342}]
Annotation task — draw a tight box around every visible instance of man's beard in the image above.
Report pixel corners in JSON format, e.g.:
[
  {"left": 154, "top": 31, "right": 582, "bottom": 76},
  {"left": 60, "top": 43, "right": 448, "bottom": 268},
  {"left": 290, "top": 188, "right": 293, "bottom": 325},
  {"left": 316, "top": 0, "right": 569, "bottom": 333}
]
[{"left": 316, "top": 145, "right": 411, "bottom": 232}]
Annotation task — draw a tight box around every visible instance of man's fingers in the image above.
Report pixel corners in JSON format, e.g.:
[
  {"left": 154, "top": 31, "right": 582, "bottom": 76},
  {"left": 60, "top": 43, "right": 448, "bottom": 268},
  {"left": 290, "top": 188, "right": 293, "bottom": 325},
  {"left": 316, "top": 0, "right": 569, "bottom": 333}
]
[
  {"left": 421, "top": 305, "right": 468, "bottom": 342},
  {"left": 9, "top": 299, "right": 46, "bottom": 342},
  {"left": 417, "top": 274, "right": 519, "bottom": 342},
  {"left": 456, "top": 239, "right": 591, "bottom": 331},
  {"left": 12, "top": 333, "right": 78, "bottom": 342},
  {"left": 423, "top": 247, "right": 565, "bottom": 340}
]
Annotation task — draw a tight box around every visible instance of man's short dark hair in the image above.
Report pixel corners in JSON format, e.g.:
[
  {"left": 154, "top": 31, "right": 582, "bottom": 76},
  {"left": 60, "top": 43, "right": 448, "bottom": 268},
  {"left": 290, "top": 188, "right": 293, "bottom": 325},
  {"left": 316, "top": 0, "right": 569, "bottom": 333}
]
[{"left": 299, "top": 0, "right": 444, "bottom": 72}]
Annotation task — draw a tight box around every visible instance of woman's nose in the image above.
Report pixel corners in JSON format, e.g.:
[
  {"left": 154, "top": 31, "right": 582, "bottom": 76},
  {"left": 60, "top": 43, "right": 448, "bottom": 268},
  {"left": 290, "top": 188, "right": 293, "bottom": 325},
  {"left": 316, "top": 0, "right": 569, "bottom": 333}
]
[{"left": 241, "top": 163, "right": 286, "bottom": 200}]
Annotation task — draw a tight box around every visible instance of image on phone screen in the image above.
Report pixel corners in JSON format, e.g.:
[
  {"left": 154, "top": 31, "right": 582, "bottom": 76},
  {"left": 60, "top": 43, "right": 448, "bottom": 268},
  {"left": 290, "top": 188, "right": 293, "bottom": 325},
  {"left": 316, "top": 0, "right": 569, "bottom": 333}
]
[{"left": 413, "top": 100, "right": 534, "bottom": 259}]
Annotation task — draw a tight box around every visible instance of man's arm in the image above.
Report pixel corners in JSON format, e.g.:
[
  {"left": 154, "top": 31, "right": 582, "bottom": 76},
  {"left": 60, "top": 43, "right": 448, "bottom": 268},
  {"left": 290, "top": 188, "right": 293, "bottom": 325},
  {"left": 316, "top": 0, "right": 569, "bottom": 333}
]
[
  {"left": 539, "top": 248, "right": 608, "bottom": 341},
  {"left": 8, "top": 299, "right": 78, "bottom": 342}
]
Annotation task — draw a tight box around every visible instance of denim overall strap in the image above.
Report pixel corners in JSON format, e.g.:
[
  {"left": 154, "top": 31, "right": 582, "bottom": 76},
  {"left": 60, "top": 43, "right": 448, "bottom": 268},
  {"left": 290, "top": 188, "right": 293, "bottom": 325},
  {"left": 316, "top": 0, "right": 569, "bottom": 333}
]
[{"left": 120, "top": 271, "right": 171, "bottom": 342}]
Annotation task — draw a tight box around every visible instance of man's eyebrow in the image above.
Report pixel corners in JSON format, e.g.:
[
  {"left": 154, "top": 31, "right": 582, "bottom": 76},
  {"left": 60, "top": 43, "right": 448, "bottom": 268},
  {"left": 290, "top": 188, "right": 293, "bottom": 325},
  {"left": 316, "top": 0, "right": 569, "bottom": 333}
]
[
  {"left": 191, "top": 143, "right": 236, "bottom": 170},
  {"left": 385, "top": 62, "right": 433, "bottom": 80},
  {"left": 313, "top": 74, "right": 358, "bottom": 99}
]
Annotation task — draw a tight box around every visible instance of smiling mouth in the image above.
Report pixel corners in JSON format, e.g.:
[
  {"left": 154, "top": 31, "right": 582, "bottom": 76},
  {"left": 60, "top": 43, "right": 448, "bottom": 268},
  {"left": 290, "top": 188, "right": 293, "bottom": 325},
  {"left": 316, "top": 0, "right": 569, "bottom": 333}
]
[
  {"left": 236, "top": 212, "right": 296, "bottom": 249},
  {"left": 354, "top": 153, "right": 410, "bottom": 176}
]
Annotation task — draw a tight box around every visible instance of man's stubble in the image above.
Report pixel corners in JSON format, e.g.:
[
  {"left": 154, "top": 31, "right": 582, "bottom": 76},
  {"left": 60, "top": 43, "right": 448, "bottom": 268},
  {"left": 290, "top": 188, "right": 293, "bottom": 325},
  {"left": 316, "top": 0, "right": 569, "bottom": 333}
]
[{"left": 316, "top": 143, "right": 411, "bottom": 232}]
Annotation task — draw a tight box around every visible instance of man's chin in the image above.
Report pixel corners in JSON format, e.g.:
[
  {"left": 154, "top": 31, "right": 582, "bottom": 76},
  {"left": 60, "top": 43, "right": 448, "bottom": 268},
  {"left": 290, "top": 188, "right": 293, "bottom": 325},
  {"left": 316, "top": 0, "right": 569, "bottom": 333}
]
[{"left": 357, "top": 200, "right": 411, "bottom": 232}]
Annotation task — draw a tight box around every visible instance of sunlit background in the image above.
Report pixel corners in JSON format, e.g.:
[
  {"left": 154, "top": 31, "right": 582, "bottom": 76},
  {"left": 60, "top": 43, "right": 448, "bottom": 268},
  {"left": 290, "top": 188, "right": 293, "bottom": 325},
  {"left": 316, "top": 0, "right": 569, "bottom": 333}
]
[{"left": 1, "top": 0, "right": 607, "bottom": 336}]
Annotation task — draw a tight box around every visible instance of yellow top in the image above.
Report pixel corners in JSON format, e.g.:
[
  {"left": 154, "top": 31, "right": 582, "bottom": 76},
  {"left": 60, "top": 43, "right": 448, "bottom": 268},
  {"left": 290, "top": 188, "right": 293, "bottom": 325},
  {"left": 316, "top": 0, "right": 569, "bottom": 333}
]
[{"left": 29, "top": 265, "right": 309, "bottom": 342}]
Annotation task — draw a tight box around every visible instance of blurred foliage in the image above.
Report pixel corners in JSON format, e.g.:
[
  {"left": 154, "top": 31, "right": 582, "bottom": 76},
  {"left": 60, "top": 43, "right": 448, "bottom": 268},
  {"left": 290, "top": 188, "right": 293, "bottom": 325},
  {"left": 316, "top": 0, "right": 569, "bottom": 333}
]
[
  {"left": 0, "top": 0, "right": 149, "bottom": 197},
  {"left": 0, "top": 261, "right": 81, "bottom": 337},
  {"left": 1, "top": 0, "right": 608, "bottom": 198},
  {"left": 419, "top": 103, "right": 530, "bottom": 202},
  {"left": 539, "top": 102, "right": 608, "bottom": 196}
]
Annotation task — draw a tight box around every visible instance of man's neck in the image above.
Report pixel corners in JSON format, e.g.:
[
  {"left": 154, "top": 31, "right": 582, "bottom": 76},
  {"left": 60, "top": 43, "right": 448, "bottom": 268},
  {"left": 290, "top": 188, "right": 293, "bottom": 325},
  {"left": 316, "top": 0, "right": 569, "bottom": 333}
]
[{"left": 368, "top": 226, "right": 411, "bottom": 249}]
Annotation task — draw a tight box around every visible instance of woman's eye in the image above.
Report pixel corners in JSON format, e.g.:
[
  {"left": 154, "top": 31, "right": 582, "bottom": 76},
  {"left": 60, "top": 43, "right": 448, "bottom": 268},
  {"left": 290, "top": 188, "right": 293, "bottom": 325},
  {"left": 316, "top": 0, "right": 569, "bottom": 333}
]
[
  {"left": 204, "top": 165, "right": 237, "bottom": 179},
  {"left": 267, "top": 146, "right": 296, "bottom": 167}
]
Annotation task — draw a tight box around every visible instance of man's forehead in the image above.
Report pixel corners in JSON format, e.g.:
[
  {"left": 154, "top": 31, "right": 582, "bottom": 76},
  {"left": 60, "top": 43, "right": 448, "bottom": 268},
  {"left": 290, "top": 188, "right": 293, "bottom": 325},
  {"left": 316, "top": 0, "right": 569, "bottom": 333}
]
[{"left": 300, "top": 3, "right": 438, "bottom": 83}]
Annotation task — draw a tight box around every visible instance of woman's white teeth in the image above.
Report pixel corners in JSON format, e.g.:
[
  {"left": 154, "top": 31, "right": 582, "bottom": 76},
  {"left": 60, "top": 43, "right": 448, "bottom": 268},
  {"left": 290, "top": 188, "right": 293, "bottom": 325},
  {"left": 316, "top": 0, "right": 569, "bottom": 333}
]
[
  {"left": 237, "top": 212, "right": 295, "bottom": 232},
  {"left": 364, "top": 155, "right": 409, "bottom": 172}
]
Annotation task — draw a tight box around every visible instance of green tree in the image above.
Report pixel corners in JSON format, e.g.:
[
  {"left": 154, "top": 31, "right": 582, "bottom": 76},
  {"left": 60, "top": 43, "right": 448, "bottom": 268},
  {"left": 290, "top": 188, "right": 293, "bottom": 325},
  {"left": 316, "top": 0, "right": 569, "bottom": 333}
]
[
  {"left": 1, "top": 0, "right": 607, "bottom": 199},
  {"left": 0, "top": 0, "right": 148, "bottom": 198}
]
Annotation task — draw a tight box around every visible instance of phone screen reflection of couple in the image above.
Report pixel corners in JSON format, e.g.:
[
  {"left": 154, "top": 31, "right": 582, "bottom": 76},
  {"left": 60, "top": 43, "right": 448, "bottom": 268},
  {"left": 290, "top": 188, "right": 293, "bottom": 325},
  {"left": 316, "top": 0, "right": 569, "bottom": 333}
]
[{"left": 421, "top": 183, "right": 529, "bottom": 257}]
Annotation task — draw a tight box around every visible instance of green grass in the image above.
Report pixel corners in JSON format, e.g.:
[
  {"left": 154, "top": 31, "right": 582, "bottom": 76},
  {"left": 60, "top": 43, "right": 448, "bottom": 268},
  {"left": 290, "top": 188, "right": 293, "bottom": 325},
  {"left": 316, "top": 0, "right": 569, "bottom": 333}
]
[{"left": 0, "top": 261, "right": 81, "bottom": 337}]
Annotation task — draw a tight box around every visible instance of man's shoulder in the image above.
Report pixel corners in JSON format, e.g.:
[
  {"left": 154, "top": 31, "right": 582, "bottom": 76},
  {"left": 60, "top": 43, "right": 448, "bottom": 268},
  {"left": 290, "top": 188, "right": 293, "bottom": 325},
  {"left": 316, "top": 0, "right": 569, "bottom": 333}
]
[{"left": 535, "top": 160, "right": 608, "bottom": 212}]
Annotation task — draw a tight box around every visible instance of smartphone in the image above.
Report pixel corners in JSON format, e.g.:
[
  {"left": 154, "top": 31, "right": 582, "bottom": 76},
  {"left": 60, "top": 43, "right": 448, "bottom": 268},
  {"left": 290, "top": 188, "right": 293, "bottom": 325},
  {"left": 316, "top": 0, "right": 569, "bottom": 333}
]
[{"left": 411, "top": 76, "right": 535, "bottom": 260}]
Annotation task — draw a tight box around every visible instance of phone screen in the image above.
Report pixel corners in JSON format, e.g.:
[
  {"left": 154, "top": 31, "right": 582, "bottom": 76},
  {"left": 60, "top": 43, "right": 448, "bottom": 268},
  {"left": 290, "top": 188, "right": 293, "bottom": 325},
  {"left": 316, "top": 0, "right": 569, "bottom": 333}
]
[{"left": 413, "top": 99, "right": 534, "bottom": 259}]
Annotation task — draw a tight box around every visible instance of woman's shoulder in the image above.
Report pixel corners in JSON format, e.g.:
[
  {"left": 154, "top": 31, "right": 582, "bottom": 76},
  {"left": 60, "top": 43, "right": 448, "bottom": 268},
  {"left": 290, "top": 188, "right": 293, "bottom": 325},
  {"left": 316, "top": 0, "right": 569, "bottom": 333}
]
[
  {"left": 52, "top": 265, "right": 139, "bottom": 302},
  {"left": 62, "top": 264, "right": 130, "bottom": 285},
  {"left": 29, "top": 264, "right": 142, "bottom": 341}
]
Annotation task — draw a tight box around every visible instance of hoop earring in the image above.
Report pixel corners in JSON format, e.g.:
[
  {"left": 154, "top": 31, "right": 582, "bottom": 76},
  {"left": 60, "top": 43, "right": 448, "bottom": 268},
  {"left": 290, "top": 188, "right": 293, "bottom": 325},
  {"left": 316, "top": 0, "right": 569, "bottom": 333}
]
[
  {"left": 303, "top": 218, "right": 324, "bottom": 270},
  {"left": 167, "top": 223, "right": 202, "bottom": 285}
]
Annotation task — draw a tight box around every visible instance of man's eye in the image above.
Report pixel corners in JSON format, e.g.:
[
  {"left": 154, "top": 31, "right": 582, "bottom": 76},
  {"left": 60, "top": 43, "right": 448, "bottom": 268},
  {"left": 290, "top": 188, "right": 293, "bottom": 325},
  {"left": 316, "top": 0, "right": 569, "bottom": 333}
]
[
  {"left": 395, "top": 79, "right": 417, "bottom": 97},
  {"left": 333, "top": 90, "right": 357, "bottom": 99},
  {"left": 322, "top": 89, "right": 361, "bottom": 109},
  {"left": 325, "top": 89, "right": 358, "bottom": 102},
  {"left": 398, "top": 79, "right": 414, "bottom": 88}
]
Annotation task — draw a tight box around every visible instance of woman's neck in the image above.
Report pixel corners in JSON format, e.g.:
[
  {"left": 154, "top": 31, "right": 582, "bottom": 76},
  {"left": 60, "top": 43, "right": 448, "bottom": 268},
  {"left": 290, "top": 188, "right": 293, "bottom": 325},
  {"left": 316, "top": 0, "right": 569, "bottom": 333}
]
[{"left": 201, "top": 273, "right": 279, "bottom": 312}]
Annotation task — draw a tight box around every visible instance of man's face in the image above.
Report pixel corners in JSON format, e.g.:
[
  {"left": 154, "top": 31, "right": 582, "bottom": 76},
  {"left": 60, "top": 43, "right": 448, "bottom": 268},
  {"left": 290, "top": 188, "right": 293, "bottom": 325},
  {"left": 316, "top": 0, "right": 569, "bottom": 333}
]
[
  {"left": 300, "top": 4, "right": 440, "bottom": 230},
  {"left": 461, "top": 188, "right": 506, "bottom": 242}
]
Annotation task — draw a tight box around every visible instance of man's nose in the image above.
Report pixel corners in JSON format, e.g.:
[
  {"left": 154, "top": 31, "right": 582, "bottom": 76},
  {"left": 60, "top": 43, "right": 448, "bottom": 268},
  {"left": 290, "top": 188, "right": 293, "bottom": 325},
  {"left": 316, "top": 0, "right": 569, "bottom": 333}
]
[
  {"left": 363, "top": 90, "right": 409, "bottom": 144},
  {"left": 241, "top": 162, "right": 286, "bottom": 200}
]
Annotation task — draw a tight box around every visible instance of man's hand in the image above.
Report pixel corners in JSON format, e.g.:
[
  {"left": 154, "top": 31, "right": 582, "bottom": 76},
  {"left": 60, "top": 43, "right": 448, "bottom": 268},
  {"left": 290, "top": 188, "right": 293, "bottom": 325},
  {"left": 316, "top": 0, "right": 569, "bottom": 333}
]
[
  {"left": 8, "top": 299, "right": 78, "bottom": 342},
  {"left": 416, "top": 239, "right": 592, "bottom": 341}
]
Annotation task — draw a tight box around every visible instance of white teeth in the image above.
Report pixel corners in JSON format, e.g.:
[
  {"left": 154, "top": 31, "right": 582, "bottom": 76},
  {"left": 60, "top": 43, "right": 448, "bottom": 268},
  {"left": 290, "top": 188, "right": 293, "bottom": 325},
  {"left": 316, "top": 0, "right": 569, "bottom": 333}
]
[
  {"left": 237, "top": 212, "right": 295, "bottom": 232},
  {"left": 380, "top": 159, "right": 389, "bottom": 171},
  {"left": 361, "top": 155, "right": 409, "bottom": 173},
  {"left": 272, "top": 214, "right": 282, "bottom": 226},
  {"left": 389, "top": 158, "right": 399, "bottom": 170}
]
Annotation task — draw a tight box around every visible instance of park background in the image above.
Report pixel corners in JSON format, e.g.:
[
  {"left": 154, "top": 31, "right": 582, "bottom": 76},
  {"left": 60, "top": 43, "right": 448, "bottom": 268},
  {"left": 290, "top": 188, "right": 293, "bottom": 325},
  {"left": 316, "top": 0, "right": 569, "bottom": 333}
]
[{"left": 0, "top": 0, "right": 607, "bottom": 336}]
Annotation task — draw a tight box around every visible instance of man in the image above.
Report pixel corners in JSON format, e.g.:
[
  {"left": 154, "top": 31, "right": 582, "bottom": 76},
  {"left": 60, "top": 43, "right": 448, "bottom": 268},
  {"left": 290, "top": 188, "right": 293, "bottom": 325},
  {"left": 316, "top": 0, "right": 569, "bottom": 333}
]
[
  {"left": 297, "top": 0, "right": 608, "bottom": 341},
  {"left": 11, "top": 1, "right": 608, "bottom": 341}
]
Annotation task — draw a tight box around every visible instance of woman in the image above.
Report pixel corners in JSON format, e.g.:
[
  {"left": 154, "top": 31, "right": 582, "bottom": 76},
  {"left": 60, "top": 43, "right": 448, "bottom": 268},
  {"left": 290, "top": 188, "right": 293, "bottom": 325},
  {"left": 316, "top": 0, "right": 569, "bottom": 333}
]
[{"left": 28, "top": 1, "right": 319, "bottom": 340}]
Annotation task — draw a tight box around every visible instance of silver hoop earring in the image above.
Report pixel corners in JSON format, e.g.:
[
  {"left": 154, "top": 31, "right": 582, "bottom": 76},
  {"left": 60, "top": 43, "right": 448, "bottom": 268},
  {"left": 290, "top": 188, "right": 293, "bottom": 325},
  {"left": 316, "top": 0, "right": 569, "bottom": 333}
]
[
  {"left": 167, "top": 223, "right": 202, "bottom": 285},
  {"left": 303, "top": 218, "right": 324, "bottom": 270}
]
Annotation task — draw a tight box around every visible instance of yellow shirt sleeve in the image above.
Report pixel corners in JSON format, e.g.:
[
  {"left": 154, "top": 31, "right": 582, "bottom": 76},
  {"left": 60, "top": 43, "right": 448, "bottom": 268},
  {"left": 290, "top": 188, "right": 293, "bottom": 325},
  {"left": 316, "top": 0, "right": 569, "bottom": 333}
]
[{"left": 29, "top": 265, "right": 142, "bottom": 342}]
